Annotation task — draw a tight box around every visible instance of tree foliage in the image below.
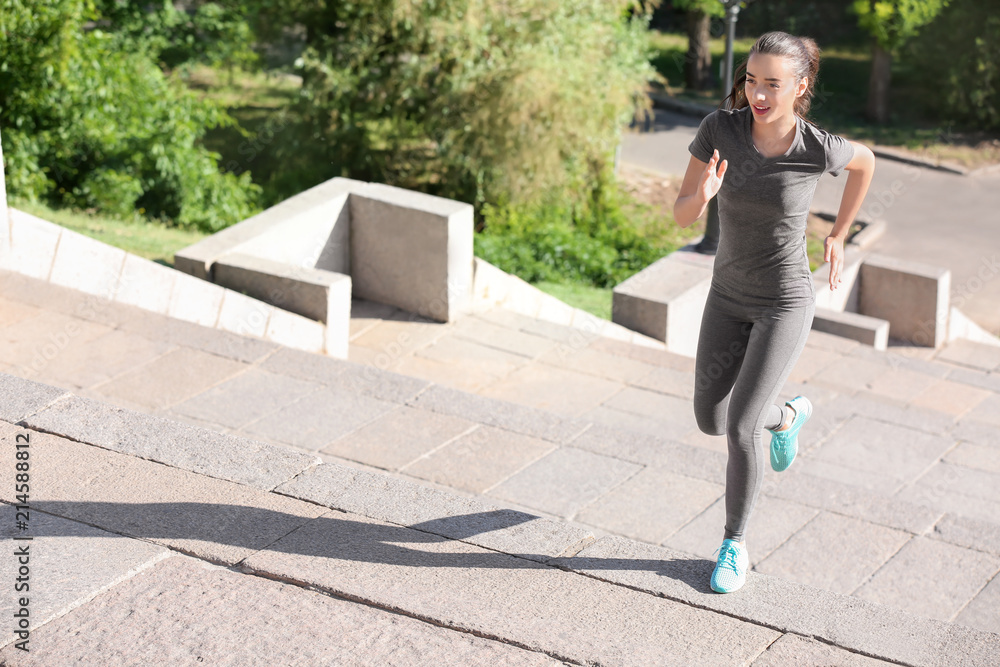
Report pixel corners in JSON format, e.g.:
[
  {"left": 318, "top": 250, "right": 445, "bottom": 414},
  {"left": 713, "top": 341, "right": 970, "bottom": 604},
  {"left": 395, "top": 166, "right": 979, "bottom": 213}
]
[
  {"left": 287, "top": 0, "right": 658, "bottom": 212},
  {"left": 850, "top": 0, "right": 949, "bottom": 52},
  {"left": 0, "top": 0, "right": 261, "bottom": 230},
  {"left": 903, "top": 0, "right": 1000, "bottom": 130}
]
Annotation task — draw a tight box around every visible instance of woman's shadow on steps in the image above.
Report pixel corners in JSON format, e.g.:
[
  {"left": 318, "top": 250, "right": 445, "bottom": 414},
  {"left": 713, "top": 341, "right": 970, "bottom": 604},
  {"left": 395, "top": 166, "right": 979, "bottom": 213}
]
[{"left": 10, "top": 503, "right": 717, "bottom": 595}]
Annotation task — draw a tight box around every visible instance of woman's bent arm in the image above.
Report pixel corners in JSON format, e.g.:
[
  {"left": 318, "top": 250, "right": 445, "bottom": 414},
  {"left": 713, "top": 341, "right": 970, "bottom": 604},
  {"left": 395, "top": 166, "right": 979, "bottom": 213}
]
[
  {"left": 830, "top": 142, "right": 876, "bottom": 240},
  {"left": 674, "top": 153, "right": 726, "bottom": 228}
]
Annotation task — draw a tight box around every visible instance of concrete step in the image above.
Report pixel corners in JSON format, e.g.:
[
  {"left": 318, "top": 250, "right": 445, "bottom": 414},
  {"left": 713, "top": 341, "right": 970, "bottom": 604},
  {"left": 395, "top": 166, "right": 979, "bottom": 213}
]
[
  {"left": 1, "top": 388, "right": 997, "bottom": 666},
  {"left": 3, "top": 271, "right": 999, "bottom": 636}
]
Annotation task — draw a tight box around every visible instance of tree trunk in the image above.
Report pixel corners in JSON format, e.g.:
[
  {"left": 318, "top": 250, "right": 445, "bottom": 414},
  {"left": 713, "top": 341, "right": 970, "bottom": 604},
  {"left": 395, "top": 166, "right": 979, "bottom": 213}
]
[
  {"left": 685, "top": 10, "right": 712, "bottom": 91},
  {"left": 867, "top": 40, "right": 892, "bottom": 123}
]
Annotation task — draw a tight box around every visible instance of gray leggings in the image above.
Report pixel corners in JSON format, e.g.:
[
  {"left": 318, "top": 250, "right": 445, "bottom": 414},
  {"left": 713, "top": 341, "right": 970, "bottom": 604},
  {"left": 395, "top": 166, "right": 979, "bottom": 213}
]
[{"left": 693, "top": 285, "right": 815, "bottom": 544}]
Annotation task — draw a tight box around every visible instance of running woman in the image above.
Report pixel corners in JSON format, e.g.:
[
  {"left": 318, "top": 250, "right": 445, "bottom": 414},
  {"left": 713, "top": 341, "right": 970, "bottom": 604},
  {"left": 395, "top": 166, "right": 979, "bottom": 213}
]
[{"left": 672, "top": 31, "right": 876, "bottom": 593}]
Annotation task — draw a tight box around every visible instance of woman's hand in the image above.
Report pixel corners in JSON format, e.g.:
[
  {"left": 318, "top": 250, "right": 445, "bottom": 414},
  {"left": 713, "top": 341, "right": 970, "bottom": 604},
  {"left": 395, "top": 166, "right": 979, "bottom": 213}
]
[
  {"left": 699, "top": 149, "right": 728, "bottom": 202},
  {"left": 824, "top": 235, "right": 845, "bottom": 290}
]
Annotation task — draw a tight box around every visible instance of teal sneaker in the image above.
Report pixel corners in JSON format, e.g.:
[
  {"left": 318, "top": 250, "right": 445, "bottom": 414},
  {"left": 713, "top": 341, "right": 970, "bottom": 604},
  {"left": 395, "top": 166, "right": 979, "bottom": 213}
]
[
  {"left": 710, "top": 539, "right": 749, "bottom": 593},
  {"left": 767, "top": 395, "right": 812, "bottom": 472}
]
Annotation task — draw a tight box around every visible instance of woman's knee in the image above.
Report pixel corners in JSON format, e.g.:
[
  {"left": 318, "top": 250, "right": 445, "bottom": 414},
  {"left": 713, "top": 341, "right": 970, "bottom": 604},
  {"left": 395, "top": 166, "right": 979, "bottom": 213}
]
[{"left": 693, "top": 393, "right": 726, "bottom": 436}]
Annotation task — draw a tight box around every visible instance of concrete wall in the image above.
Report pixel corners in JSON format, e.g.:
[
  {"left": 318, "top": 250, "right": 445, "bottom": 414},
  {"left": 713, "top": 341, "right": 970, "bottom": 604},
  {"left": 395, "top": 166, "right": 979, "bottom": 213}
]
[
  {"left": 859, "top": 253, "right": 951, "bottom": 348},
  {"left": 175, "top": 177, "right": 477, "bottom": 338},
  {"left": 350, "top": 183, "right": 474, "bottom": 323},
  {"left": 611, "top": 249, "right": 714, "bottom": 357},
  {"left": 0, "top": 209, "right": 330, "bottom": 356}
]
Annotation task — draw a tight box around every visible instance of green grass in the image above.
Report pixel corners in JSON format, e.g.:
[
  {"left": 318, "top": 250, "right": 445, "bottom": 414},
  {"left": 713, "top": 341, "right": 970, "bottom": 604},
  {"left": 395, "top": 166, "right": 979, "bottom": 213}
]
[
  {"left": 9, "top": 199, "right": 207, "bottom": 266},
  {"left": 534, "top": 281, "right": 613, "bottom": 320}
]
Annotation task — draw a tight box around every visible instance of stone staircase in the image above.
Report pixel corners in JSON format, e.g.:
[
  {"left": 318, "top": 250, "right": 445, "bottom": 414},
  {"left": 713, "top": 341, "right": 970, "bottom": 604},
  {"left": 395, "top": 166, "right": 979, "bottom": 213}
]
[{"left": 1, "top": 269, "right": 999, "bottom": 664}]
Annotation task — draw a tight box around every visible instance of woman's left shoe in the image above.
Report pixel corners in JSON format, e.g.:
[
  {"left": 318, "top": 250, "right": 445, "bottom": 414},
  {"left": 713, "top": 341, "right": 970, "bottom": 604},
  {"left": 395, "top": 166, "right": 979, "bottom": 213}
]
[
  {"left": 768, "top": 395, "right": 812, "bottom": 472},
  {"left": 710, "top": 539, "right": 749, "bottom": 593}
]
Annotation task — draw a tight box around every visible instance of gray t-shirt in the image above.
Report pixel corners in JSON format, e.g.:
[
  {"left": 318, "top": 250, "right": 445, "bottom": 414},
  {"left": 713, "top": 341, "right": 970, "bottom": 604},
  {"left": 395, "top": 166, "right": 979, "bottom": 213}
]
[{"left": 688, "top": 106, "right": 855, "bottom": 307}]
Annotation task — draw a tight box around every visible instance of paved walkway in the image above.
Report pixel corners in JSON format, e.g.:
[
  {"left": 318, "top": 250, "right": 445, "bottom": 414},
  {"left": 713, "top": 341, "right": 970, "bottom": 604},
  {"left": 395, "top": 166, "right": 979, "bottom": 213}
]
[
  {"left": 621, "top": 106, "right": 1000, "bottom": 337},
  {"left": 1, "top": 269, "right": 999, "bottom": 665}
]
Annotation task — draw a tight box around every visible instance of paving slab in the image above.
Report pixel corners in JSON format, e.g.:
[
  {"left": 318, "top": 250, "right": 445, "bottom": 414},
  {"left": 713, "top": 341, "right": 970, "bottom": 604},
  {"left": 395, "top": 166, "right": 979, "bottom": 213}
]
[
  {"left": 914, "top": 461, "right": 1000, "bottom": 504},
  {"left": 477, "top": 307, "right": 586, "bottom": 343},
  {"left": 118, "top": 308, "right": 278, "bottom": 364},
  {"left": 0, "top": 373, "right": 70, "bottom": 423},
  {"left": 537, "top": 344, "right": 654, "bottom": 384},
  {"left": 602, "top": 386, "right": 699, "bottom": 432},
  {"left": 795, "top": 457, "right": 907, "bottom": 495},
  {"left": 26, "top": 328, "right": 175, "bottom": 391},
  {"left": 91, "top": 346, "right": 248, "bottom": 410},
  {"left": 587, "top": 336, "right": 696, "bottom": 371},
  {"left": 663, "top": 494, "right": 819, "bottom": 567},
  {"left": 479, "top": 363, "right": 624, "bottom": 417},
  {"left": 944, "top": 441, "right": 1000, "bottom": 473},
  {"left": 0, "top": 271, "right": 144, "bottom": 329},
  {"left": 944, "top": 366, "right": 1000, "bottom": 393},
  {"left": 274, "top": 462, "right": 594, "bottom": 561},
  {"left": 349, "top": 316, "right": 449, "bottom": 356},
  {"left": 811, "top": 356, "right": 889, "bottom": 393},
  {"left": 822, "top": 393, "right": 956, "bottom": 436},
  {"left": 930, "top": 513, "right": 1000, "bottom": 557},
  {"left": 956, "top": 573, "right": 1000, "bottom": 635},
  {"left": 854, "top": 536, "right": 1000, "bottom": 622},
  {"left": 575, "top": 467, "right": 724, "bottom": 544},
  {"left": 0, "top": 429, "right": 326, "bottom": 565},
  {"left": 751, "top": 633, "right": 896, "bottom": 666},
  {"left": 861, "top": 365, "right": 942, "bottom": 403},
  {"left": 786, "top": 344, "right": 842, "bottom": 383},
  {"left": 964, "top": 393, "right": 1000, "bottom": 427},
  {"left": 241, "top": 386, "right": 397, "bottom": 450},
  {"left": 909, "top": 378, "right": 993, "bottom": 416},
  {"left": 451, "top": 315, "right": 559, "bottom": 359},
  {"left": 487, "top": 447, "right": 643, "bottom": 520},
  {"left": 333, "top": 362, "right": 433, "bottom": 403},
  {"left": 808, "top": 414, "right": 956, "bottom": 490},
  {"left": 935, "top": 338, "right": 1000, "bottom": 372},
  {"left": 567, "top": 423, "right": 728, "bottom": 485},
  {"left": 0, "top": 311, "right": 111, "bottom": 378},
  {"left": 950, "top": 417, "right": 1000, "bottom": 448},
  {"left": 629, "top": 365, "right": 696, "bottom": 400},
  {"left": 0, "top": 505, "right": 170, "bottom": 649},
  {"left": 388, "top": 353, "right": 500, "bottom": 393},
  {"left": 402, "top": 425, "right": 556, "bottom": 494},
  {"left": 323, "top": 405, "right": 476, "bottom": 471},
  {"left": 415, "top": 334, "right": 529, "bottom": 378},
  {"left": 896, "top": 482, "right": 1000, "bottom": 526},
  {"left": 0, "top": 555, "right": 566, "bottom": 666},
  {"left": 172, "top": 367, "right": 323, "bottom": 430},
  {"left": 241, "top": 508, "right": 781, "bottom": 666},
  {"left": 753, "top": 512, "right": 911, "bottom": 595},
  {"left": 22, "top": 395, "right": 320, "bottom": 489},
  {"left": 557, "top": 534, "right": 1000, "bottom": 667},
  {"left": 0, "top": 297, "right": 43, "bottom": 327},
  {"left": 584, "top": 403, "right": 695, "bottom": 442},
  {"left": 258, "top": 345, "right": 351, "bottom": 384},
  {"left": 407, "top": 384, "right": 588, "bottom": 443}
]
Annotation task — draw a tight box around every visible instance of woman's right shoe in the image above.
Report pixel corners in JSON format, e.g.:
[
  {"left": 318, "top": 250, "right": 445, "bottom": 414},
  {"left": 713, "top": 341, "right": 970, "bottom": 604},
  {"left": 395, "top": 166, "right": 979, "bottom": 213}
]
[
  {"left": 767, "top": 395, "right": 812, "bottom": 472},
  {"left": 710, "top": 539, "right": 749, "bottom": 593}
]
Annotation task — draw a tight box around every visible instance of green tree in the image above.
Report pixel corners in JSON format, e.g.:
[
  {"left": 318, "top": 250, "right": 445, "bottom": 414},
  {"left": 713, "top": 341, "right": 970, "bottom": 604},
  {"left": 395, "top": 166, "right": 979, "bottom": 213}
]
[
  {"left": 673, "top": 0, "right": 725, "bottom": 91},
  {"left": 851, "top": 0, "right": 950, "bottom": 123},
  {"left": 283, "top": 0, "right": 657, "bottom": 215},
  {"left": 903, "top": 0, "right": 1000, "bottom": 130},
  {"left": 0, "top": 0, "right": 261, "bottom": 230}
]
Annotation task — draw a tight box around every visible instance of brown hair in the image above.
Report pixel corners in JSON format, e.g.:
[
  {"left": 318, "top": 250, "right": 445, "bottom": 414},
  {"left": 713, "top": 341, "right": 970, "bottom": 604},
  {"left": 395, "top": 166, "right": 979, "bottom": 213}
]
[{"left": 721, "top": 31, "right": 821, "bottom": 120}]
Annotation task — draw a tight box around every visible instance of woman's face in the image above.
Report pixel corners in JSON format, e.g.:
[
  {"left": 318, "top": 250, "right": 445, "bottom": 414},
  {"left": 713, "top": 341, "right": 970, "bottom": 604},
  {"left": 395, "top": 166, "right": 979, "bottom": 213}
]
[{"left": 744, "top": 52, "right": 806, "bottom": 126}]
